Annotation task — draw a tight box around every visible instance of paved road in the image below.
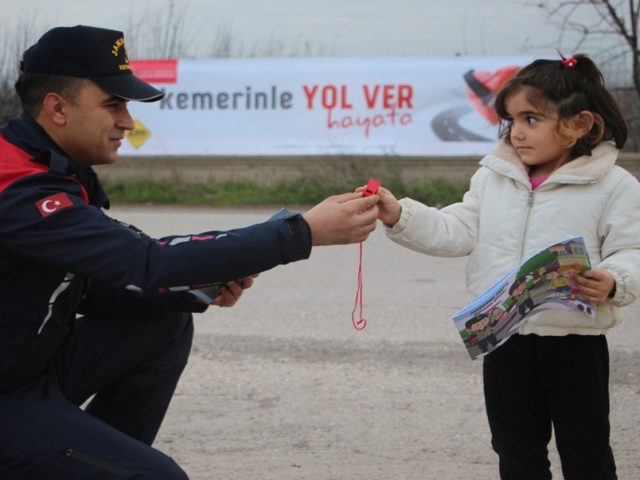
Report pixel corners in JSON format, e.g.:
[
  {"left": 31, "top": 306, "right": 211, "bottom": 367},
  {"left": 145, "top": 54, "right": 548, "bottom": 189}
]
[{"left": 112, "top": 206, "right": 640, "bottom": 480}]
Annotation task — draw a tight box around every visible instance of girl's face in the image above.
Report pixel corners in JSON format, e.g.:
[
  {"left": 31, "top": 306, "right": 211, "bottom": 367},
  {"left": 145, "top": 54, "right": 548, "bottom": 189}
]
[{"left": 505, "top": 88, "right": 571, "bottom": 177}]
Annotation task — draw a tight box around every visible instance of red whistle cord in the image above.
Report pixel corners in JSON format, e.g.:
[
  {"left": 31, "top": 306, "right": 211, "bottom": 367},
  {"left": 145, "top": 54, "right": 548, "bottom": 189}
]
[
  {"left": 351, "top": 241, "right": 367, "bottom": 331},
  {"left": 352, "top": 177, "right": 379, "bottom": 331}
]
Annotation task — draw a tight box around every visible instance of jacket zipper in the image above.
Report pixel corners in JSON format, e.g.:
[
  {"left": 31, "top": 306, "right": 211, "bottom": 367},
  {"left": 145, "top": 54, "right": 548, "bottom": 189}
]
[{"left": 519, "top": 189, "right": 535, "bottom": 263}]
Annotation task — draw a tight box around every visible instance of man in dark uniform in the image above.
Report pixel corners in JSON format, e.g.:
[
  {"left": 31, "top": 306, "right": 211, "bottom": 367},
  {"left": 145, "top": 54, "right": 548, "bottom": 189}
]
[{"left": 0, "top": 25, "right": 379, "bottom": 479}]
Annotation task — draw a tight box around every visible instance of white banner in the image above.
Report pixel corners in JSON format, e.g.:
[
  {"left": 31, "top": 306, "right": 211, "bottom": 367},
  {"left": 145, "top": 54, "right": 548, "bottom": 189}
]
[{"left": 122, "top": 57, "right": 529, "bottom": 156}]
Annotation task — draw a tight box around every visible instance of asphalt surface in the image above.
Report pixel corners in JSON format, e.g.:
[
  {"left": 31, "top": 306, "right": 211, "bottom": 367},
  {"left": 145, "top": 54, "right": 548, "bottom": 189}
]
[{"left": 112, "top": 206, "right": 640, "bottom": 480}]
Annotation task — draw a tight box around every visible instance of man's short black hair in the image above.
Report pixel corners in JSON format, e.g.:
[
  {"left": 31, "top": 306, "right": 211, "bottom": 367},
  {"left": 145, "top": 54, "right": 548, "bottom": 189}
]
[{"left": 15, "top": 72, "right": 88, "bottom": 117}]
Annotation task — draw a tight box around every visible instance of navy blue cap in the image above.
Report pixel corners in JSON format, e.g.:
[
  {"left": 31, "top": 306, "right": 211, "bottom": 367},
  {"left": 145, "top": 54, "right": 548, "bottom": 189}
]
[{"left": 21, "top": 25, "right": 164, "bottom": 102}]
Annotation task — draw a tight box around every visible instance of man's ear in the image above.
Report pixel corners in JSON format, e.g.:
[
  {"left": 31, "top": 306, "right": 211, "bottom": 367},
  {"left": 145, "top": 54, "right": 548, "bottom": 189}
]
[{"left": 41, "top": 93, "right": 69, "bottom": 126}]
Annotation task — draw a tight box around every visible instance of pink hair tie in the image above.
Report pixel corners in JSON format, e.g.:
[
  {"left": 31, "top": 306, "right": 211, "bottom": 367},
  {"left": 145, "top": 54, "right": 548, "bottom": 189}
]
[{"left": 562, "top": 56, "right": 578, "bottom": 68}]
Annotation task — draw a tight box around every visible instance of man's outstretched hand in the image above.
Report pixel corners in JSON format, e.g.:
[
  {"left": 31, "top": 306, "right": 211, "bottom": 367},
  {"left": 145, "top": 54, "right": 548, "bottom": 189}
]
[{"left": 303, "top": 192, "right": 379, "bottom": 246}]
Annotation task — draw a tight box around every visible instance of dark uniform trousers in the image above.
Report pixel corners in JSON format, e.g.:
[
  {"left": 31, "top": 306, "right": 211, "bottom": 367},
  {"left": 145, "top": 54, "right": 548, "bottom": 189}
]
[{"left": 0, "top": 309, "right": 194, "bottom": 479}]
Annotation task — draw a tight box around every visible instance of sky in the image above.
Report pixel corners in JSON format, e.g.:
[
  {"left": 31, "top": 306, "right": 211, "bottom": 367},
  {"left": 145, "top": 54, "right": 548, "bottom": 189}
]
[{"left": 2, "top": 0, "right": 593, "bottom": 59}]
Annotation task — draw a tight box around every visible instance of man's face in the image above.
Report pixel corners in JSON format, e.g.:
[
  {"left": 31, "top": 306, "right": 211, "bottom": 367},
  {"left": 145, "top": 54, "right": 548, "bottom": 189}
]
[{"left": 58, "top": 82, "right": 134, "bottom": 166}]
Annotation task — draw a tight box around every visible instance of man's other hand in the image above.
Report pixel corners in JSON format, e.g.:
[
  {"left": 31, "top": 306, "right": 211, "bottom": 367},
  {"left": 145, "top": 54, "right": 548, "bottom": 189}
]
[{"left": 213, "top": 275, "right": 257, "bottom": 307}]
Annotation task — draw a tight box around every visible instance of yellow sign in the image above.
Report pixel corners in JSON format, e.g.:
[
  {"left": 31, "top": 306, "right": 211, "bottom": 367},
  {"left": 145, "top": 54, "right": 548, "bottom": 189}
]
[{"left": 125, "top": 120, "right": 151, "bottom": 149}]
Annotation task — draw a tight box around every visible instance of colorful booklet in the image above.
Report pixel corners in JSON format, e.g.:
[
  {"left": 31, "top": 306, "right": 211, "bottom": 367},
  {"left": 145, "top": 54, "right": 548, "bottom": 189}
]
[{"left": 452, "top": 236, "right": 595, "bottom": 360}]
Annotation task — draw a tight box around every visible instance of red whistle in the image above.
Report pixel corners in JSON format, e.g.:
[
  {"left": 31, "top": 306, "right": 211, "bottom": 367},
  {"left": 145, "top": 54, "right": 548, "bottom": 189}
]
[{"left": 363, "top": 177, "right": 381, "bottom": 197}]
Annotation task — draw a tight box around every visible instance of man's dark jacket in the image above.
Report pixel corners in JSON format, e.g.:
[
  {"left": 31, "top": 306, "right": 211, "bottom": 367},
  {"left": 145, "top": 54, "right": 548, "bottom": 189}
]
[{"left": 0, "top": 113, "right": 311, "bottom": 391}]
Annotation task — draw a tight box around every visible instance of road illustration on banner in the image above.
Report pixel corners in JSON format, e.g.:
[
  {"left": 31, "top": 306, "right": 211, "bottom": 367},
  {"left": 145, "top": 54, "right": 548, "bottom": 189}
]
[
  {"left": 432, "top": 66, "right": 520, "bottom": 142},
  {"left": 431, "top": 105, "right": 491, "bottom": 142}
]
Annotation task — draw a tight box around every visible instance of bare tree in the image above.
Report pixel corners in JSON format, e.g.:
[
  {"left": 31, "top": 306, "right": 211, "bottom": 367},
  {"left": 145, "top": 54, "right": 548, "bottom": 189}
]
[
  {"left": 209, "top": 19, "right": 235, "bottom": 58},
  {"left": 124, "top": 0, "right": 199, "bottom": 59},
  {"left": 535, "top": 1, "right": 640, "bottom": 149},
  {"left": 206, "top": 30, "right": 336, "bottom": 58},
  {"left": 0, "top": 14, "right": 43, "bottom": 125},
  {"left": 536, "top": 1, "right": 638, "bottom": 87},
  {"left": 122, "top": 0, "right": 333, "bottom": 59}
]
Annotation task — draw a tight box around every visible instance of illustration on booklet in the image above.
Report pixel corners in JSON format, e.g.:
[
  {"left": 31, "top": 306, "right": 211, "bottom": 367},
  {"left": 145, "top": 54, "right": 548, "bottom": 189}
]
[{"left": 453, "top": 237, "right": 594, "bottom": 360}]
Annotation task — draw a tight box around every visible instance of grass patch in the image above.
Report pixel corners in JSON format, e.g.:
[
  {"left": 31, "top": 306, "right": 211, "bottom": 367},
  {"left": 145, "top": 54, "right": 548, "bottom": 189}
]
[{"left": 102, "top": 177, "right": 469, "bottom": 207}]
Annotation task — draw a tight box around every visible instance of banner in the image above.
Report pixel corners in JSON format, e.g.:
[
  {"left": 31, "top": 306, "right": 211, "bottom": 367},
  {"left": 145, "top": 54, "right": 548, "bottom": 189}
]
[{"left": 123, "top": 57, "right": 529, "bottom": 156}]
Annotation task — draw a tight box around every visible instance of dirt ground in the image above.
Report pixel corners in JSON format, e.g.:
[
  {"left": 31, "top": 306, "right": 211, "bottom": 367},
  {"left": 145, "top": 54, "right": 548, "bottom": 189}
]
[{"left": 113, "top": 206, "right": 640, "bottom": 480}]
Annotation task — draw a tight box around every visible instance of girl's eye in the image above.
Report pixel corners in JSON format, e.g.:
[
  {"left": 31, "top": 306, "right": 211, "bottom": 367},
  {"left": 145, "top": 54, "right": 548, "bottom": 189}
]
[{"left": 526, "top": 115, "right": 538, "bottom": 125}]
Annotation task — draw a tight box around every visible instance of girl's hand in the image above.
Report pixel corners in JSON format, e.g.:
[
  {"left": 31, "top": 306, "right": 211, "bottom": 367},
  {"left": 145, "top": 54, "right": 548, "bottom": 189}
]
[
  {"left": 573, "top": 268, "right": 615, "bottom": 304},
  {"left": 355, "top": 185, "right": 402, "bottom": 227}
]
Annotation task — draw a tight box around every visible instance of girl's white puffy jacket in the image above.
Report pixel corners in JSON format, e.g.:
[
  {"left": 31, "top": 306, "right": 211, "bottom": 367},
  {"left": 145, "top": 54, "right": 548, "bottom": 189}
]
[{"left": 387, "top": 140, "right": 640, "bottom": 336}]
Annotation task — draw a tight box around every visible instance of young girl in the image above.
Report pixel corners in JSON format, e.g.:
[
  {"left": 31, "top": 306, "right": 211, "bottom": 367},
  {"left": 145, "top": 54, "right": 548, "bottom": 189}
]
[{"left": 375, "top": 55, "right": 640, "bottom": 479}]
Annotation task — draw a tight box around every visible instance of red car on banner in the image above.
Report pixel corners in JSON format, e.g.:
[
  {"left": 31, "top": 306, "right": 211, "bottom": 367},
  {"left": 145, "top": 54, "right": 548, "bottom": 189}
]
[{"left": 463, "top": 65, "right": 520, "bottom": 124}]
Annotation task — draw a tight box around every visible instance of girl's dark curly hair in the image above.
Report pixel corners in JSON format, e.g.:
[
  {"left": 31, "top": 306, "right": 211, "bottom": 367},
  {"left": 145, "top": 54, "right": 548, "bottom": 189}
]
[{"left": 494, "top": 54, "right": 627, "bottom": 158}]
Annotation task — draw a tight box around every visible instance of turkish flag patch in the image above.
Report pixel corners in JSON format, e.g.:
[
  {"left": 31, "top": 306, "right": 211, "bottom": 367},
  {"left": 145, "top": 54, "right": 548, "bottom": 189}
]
[{"left": 36, "top": 193, "right": 74, "bottom": 217}]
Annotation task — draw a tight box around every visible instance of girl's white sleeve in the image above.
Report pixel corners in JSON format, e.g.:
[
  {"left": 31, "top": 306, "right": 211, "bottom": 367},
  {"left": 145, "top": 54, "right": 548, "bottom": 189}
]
[
  {"left": 385, "top": 172, "right": 482, "bottom": 257},
  {"left": 597, "top": 173, "right": 640, "bottom": 307}
]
